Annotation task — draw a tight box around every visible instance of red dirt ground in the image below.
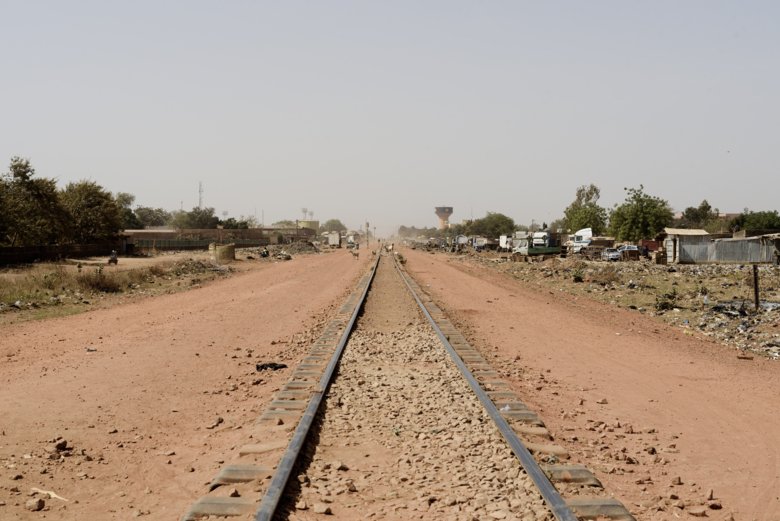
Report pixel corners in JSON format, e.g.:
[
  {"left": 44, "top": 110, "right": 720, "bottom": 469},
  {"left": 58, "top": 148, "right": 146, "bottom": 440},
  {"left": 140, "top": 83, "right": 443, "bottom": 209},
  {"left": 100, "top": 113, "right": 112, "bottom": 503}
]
[
  {"left": 0, "top": 251, "right": 370, "bottom": 520},
  {"left": 2, "top": 245, "right": 777, "bottom": 520},
  {"left": 404, "top": 248, "right": 780, "bottom": 520}
]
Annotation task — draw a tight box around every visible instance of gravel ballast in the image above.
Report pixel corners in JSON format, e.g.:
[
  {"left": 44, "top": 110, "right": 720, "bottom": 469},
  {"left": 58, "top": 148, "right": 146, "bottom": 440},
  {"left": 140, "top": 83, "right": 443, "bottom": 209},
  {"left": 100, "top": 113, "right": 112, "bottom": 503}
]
[{"left": 288, "top": 256, "right": 554, "bottom": 521}]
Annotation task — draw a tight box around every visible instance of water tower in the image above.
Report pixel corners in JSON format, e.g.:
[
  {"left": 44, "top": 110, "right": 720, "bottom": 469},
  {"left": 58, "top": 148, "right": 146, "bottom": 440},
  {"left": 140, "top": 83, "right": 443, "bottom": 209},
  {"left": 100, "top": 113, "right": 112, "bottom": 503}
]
[{"left": 435, "top": 207, "right": 453, "bottom": 230}]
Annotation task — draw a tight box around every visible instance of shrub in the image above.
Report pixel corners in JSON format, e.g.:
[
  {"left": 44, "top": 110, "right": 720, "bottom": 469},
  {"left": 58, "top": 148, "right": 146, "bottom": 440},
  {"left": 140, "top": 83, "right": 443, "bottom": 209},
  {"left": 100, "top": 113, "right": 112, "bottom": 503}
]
[
  {"left": 655, "top": 289, "right": 678, "bottom": 311},
  {"left": 590, "top": 265, "right": 621, "bottom": 286},
  {"left": 77, "top": 269, "right": 122, "bottom": 293}
]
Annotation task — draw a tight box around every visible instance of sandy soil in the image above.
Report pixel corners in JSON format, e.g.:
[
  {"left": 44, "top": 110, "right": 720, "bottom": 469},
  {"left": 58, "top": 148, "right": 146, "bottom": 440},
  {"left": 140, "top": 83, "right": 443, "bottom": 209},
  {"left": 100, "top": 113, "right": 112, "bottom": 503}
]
[
  {"left": 403, "top": 248, "right": 779, "bottom": 520},
  {"left": 0, "top": 250, "right": 370, "bottom": 519}
]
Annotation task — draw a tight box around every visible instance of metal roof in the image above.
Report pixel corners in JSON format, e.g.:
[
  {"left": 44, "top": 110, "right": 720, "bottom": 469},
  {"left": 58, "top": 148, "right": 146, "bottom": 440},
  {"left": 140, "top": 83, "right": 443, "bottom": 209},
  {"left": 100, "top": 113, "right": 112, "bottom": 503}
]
[{"left": 664, "top": 227, "right": 709, "bottom": 236}]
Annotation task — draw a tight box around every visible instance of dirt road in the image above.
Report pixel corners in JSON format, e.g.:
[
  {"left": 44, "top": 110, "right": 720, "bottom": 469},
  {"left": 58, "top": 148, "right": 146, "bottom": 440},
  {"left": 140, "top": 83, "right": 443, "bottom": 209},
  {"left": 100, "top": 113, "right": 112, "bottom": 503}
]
[
  {"left": 0, "top": 251, "right": 369, "bottom": 520},
  {"left": 404, "top": 248, "right": 780, "bottom": 520}
]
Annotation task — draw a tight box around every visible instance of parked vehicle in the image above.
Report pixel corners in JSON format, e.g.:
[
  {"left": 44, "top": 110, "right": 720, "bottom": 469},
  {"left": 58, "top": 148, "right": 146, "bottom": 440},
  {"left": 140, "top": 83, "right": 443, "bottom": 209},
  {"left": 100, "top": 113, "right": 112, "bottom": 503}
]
[
  {"left": 570, "top": 228, "right": 593, "bottom": 253},
  {"left": 512, "top": 232, "right": 563, "bottom": 256},
  {"left": 473, "top": 237, "right": 489, "bottom": 251},
  {"left": 327, "top": 231, "right": 342, "bottom": 248},
  {"left": 618, "top": 244, "right": 640, "bottom": 260},
  {"left": 499, "top": 235, "right": 513, "bottom": 251},
  {"left": 601, "top": 248, "right": 621, "bottom": 261}
]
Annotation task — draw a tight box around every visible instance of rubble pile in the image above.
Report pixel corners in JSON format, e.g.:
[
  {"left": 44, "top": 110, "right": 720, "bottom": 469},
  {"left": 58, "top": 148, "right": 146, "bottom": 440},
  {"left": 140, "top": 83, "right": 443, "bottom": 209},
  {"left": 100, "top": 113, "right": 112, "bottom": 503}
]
[{"left": 460, "top": 253, "right": 780, "bottom": 359}]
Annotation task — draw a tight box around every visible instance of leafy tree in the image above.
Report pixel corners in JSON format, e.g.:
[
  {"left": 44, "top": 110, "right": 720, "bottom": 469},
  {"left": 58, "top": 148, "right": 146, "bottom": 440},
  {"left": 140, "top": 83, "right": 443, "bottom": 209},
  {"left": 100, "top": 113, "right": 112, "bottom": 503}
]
[
  {"left": 239, "top": 215, "right": 259, "bottom": 228},
  {"left": 115, "top": 192, "right": 142, "bottom": 229},
  {"left": 0, "top": 157, "right": 68, "bottom": 246},
  {"left": 135, "top": 206, "right": 172, "bottom": 228},
  {"left": 448, "top": 223, "right": 469, "bottom": 236},
  {"left": 397, "top": 225, "right": 440, "bottom": 238},
  {"left": 221, "top": 217, "right": 249, "bottom": 229},
  {"left": 563, "top": 184, "right": 608, "bottom": 234},
  {"left": 59, "top": 181, "right": 123, "bottom": 243},
  {"left": 170, "top": 207, "right": 220, "bottom": 229},
  {"left": 609, "top": 185, "right": 674, "bottom": 241},
  {"left": 547, "top": 218, "right": 566, "bottom": 233},
  {"left": 729, "top": 209, "right": 780, "bottom": 231},
  {"left": 271, "top": 220, "right": 296, "bottom": 228},
  {"left": 320, "top": 219, "right": 347, "bottom": 233},
  {"left": 470, "top": 212, "right": 515, "bottom": 238},
  {"left": 677, "top": 199, "right": 719, "bottom": 229}
]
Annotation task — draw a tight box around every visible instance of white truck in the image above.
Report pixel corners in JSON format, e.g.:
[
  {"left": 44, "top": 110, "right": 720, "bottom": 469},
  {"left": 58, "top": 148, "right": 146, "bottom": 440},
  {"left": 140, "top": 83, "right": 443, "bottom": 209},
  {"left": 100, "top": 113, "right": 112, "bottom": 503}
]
[
  {"left": 327, "top": 231, "right": 342, "bottom": 248},
  {"left": 499, "top": 235, "right": 513, "bottom": 251},
  {"left": 570, "top": 228, "right": 593, "bottom": 253},
  {"left": 513, "top": 231, "right": 562, "bottom": 256}
]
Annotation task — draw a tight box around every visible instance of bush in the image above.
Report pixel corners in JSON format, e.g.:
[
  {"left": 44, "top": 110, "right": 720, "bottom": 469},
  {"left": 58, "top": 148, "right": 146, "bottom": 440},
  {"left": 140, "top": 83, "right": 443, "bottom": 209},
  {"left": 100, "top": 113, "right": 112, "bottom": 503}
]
[
  {"left": 590, "top": 265, "right": 621, "bottom": 286},
  {"left": 77, "top": 269, "right": 122, "bottom": 293},
  {"left": 655, "top": 289, "right": 678, "bottom": 311}
]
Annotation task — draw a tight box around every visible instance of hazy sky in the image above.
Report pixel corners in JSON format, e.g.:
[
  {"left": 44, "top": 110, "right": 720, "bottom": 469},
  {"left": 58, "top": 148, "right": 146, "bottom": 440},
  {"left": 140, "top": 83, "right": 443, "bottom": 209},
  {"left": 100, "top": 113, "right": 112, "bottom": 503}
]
[{"left": 2, "top": 1, "right": 778, "bottom": 235}]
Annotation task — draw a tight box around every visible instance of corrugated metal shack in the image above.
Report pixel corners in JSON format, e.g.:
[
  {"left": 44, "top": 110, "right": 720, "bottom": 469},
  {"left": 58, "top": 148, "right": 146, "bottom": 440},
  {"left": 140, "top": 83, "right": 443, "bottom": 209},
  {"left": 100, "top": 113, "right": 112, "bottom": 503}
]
[
  {"left": 669, "top": 231, "right": 780, "bottom": 265},
  {"left": 663, "top": 228, "right": 709, "bottom": 264}
]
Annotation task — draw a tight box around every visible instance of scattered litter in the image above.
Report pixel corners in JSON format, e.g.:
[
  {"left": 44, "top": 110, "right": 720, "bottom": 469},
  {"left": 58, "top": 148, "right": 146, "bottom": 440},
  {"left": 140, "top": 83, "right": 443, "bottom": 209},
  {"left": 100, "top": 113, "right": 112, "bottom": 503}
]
[
  {"left": 30, "top": 487, "right": 69, "bottom": 502},
  {"left": 256, "top": 362, "right": 288, "bottom": 372}
]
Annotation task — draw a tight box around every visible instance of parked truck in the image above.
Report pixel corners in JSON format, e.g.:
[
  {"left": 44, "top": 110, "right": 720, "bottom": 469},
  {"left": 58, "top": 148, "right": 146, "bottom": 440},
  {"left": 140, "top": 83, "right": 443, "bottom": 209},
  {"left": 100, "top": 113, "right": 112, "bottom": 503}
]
[
  {"left": 327, "top": 231, "right": 342, "bottom": 248},
  {"left": 512, "top": 231, "right": 563, "bottom": 257},
  {"left": 569, "top": 228, "right": 593, "bottom": 254},
  {"left": 568, "top": 227, "right": 615, "bottom": 258}
]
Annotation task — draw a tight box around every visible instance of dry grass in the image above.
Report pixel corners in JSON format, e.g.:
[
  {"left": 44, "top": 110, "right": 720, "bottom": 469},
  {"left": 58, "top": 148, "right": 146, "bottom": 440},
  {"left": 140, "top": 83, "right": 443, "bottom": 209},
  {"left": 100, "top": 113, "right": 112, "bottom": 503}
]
[
  {"left": 0, "top": 259, "right": 210, "bottom": 310},
  {"left": 588, "top": 264, "right": 622, "bottom": 286}
]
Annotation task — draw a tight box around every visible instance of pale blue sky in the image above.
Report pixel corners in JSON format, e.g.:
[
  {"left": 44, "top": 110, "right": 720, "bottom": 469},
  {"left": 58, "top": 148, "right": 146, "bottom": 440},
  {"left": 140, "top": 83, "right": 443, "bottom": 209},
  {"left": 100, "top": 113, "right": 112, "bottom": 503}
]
[{"left": 1, "top": 1, "right": 778, "bottom": 234}]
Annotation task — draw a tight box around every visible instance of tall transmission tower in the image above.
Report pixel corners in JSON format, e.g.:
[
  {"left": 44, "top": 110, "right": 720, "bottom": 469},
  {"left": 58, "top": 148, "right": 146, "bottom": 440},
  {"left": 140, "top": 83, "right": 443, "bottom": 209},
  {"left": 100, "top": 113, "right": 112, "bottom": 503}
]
[{"left": 198, "top": 182, "right": 204, "bottom": 209}]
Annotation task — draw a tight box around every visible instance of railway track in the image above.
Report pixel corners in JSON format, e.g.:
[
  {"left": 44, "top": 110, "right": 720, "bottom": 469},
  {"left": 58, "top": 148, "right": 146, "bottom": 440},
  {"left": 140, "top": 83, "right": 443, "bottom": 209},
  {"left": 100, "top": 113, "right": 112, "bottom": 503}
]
[{"left": 182, "top": 252, "right": 635, "bottom": 520}]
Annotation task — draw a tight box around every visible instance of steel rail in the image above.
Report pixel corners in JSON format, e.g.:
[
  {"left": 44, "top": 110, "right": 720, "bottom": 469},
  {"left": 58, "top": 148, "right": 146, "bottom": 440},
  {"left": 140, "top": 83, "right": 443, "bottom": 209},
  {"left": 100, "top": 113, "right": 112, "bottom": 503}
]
[
  {"left": 393, "top": 256, "right": 579, "bottom": 521},
  {"left": 253, "top": 253, "right": 380, "bottom": 521}
]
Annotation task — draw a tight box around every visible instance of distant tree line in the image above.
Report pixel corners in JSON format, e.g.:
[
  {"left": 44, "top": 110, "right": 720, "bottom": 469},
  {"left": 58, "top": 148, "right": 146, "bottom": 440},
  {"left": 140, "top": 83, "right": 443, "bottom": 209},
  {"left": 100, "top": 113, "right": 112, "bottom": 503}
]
[
  {"left": 0, "top": 157, "right": 259, "bottom": 247},
  {"left": 399, "top": 183, "right": 780, "bottom": 242}
]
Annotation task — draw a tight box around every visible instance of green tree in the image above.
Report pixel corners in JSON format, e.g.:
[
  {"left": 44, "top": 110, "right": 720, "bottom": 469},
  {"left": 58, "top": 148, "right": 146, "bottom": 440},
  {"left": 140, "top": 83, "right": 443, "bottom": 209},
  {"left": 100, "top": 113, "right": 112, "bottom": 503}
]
[
  {"left": 448, "top": 223, "right": 469, "bottom": 237},
  {"left": 135, "top": 206, "right": 172, "bottom": 228},
  {"left": 271, "top": 220, "right": 296, "bottom": 228},
  {"left": 221, "top": 217, "right": 249, "bottom": 229},
  {"left": 677, "top": 199, "right": 719, "bottom": 229},
  {"left": 115, "top": 192, "right": 142, "bottom": 229},
  {"left": 0, "top": 157, "right": 67, "bottom": 246},
  {"left": 59, "top": 181, "right": 123, "bottom": 243},
  {"left": 320, "top": 219, "right": 347, "bottom": 233},
  {"left": 397, "top": 225, "right": 438, "bottom": 238},
  {"left": 470, "top": 212, "right": 515, "bottom": 238},
  {"left": 547, "top": 218, "right": 566, "bottom": 233},
  {"left": 729, "top": 209, "right": 780, "bottom": 231},
  {"left": 609, "top": 185, "right": 674, "bottom": 241},
  {"left": 563, "top": 184, "right": 608, "bottom": 234},
  {"left": 170, "top": 207, "right": 220, "bottom": 229}
]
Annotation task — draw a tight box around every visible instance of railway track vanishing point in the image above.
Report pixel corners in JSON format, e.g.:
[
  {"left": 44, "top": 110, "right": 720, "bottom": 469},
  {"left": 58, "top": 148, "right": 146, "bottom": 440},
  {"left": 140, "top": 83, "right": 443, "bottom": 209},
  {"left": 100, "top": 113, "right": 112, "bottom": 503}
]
[{"left": 183, "top": 251, "right": 635, "bottom": 521}]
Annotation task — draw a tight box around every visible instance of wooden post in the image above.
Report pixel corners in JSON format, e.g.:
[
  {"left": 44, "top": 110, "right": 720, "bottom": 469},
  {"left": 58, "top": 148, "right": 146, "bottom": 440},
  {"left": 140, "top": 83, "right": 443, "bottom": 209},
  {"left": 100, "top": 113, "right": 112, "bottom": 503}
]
[{"left": 753, "top": 264, "right": 760, "bottom": 311}]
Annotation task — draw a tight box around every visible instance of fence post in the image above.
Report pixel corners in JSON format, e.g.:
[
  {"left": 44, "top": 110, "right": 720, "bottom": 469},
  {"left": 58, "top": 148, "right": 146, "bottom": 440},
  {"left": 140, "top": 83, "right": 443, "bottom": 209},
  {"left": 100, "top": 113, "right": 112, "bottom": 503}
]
[{"left": 753, "top": 264, "right": 760, "bottom": 311}]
